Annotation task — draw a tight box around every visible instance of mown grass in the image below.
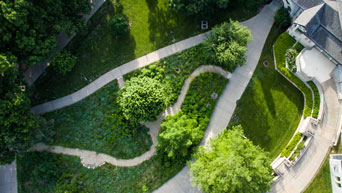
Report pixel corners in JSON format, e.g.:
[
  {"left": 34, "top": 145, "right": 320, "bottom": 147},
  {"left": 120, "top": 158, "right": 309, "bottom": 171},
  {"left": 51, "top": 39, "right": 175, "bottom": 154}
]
[
  {"left": 273, "top": 33, "right": 312, "bottom": 118},
  {"left": 31, "top": 0, "right": 263, "bottom": 105},
  {"left": 18, "top": 73, "right": 228, "bottom": 193},
  {"left": 307, "top": 81, "right": 320, "bottom": 119},
  {"left": 228, "top": 25, "right": 304, "bottom": 159},
  {"left": 44, "top": 80, "right": 152, "bottom": 159}
]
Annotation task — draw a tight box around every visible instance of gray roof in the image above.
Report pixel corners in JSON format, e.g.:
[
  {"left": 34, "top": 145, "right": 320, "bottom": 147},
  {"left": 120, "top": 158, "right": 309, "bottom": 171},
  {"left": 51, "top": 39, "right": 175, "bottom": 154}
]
[
  {"left": 293, "top": 0, "right": 323, "bottom": 9},
  {"left": 294, "top": 4, "right": 324, "bottom": 27},
  {"left": 299, "top": 3, "right": 342, "bottom": 64}
]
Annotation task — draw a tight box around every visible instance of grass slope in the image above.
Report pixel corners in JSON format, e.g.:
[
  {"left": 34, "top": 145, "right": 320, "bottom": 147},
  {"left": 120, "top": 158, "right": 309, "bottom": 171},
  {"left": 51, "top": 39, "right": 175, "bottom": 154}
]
[
  {"left": 228, "top": 25, "right": 304, "bottom": 159},
  {"left": 32, "top": 0, "right": 261, "bottom": 104}
]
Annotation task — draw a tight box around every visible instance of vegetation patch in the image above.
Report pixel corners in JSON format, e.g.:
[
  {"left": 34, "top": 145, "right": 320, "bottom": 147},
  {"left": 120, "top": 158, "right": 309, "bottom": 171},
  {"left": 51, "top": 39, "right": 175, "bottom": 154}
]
[
  {"left": 44, "top": 81, "right": 152, "bottom": 159},
  {"left": 307, "top": 81, "right": 320, "bottom": 119},
  {"left": 281, "top": 132, "right": 302, "bottom": 158},
  {"left": 274, "top": 33, "right": 312, "bottom": 117},
  {"left": 290, "top": 139, "right": 306, "bottom": 161},
  {"left": 228, "top": 25, "right": 303, "bottom": 159},
  {"left": 18, "top": 73, "right": 228, "bottom": 193}
]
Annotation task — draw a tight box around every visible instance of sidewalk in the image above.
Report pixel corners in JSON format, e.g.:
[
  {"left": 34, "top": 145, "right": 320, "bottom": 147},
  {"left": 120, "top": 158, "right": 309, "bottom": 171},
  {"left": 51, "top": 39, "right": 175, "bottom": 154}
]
[
  {"left": 24, "top": 0, "right": 106, "bottom": 85},
  {"left": 0, "top": 161, "right": 17, "bottom": 193},
  {"left": 154, "top": 0, "right": 282, "bottom": 192}
]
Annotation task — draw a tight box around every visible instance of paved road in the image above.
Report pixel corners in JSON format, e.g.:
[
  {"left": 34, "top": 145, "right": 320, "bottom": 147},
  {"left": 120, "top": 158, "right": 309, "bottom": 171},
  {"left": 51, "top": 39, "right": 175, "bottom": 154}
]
[
  {"left": 0, "top": 161, "right": 17, "bottom": 193},
  {"left": 154, "top": 0, "right": 282, "bottom": 192},
  {"left": 24, "top": 0, "right": 106, "bottom": 85},
  {"left": 31, "top": 33, "right": 208, "bottom": 115}
]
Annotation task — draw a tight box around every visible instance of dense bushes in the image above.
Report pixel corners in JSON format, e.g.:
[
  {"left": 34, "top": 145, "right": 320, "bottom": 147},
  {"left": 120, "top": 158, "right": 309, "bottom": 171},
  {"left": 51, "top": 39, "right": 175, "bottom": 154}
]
[
  {"left": 274, "top": 33, "right": 312, "bottom": 117},
  {"left": 51, "top": 51, "right": 77, "bottom": 75},
  {"left": 274, "top": 8, "right": 291, "bottom": 29},
  {"left": 189, "top": 125, "right": 273, "bottom": 193},
  {"left": 203, "top": 21, "right": 252, "bottom": 72},
  {"left": 109, "top": 14, "right": 129, "bottom": 37},
  {"left": 167, "top": 0, "right": 229, "bottom": 17},
  {"left": 281, "top": 132, "right": 302, "bottom": 157},
  {"left": 157, "top": 73, "right": 227, "bottom": 162},
  {"left": 117, "top": 77, "right": 167, "bottom": 122},
  {"left": 308, "top": 81, "right": 320, "bottom": 119}
]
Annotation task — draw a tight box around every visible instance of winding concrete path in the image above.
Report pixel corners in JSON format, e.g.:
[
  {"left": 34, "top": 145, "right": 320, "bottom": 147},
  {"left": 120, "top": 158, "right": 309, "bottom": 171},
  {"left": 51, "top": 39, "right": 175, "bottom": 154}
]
[
  {"left": 31, "top": 65, "right": 230, "bottom": 168},
  {"left": 24, "top": 0, "right": 106, "bottom": 85},
  {"left": 154, "top": 0, "right": 282, "bottom": 192},
  {"left": 31, "top": 32, "right": 208, "bottom": 115}
]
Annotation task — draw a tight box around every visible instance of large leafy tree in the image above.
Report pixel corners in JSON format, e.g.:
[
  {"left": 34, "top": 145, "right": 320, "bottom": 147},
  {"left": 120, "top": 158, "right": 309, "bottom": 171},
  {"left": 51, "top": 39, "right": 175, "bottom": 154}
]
[
  {"left": 117, "top": 77, "right": 167, "bottom": 122},
  {"left": 203, "top": 20, "right": 252, "bottom": 72},
  {"left": 0, "top": 0, "right": 91, "bottom": 68},
  {"left": 157, "top": 111, "right": 203, "bottom": 160},
  {"left": 0, "top": 55, "right": 50, "bottom": 164},
  {"left": 189, "top": 125, "right": 273, "bottom": 193}
]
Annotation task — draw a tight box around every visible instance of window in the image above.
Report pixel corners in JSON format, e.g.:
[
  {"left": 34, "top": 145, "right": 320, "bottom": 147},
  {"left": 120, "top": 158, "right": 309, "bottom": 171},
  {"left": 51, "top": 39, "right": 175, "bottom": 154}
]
[
  {"left": 337, "top": 183, "right": 342, "bottom": 188},
  {"left": 337, "top": 176, "right": 341, "bottom": 182}
]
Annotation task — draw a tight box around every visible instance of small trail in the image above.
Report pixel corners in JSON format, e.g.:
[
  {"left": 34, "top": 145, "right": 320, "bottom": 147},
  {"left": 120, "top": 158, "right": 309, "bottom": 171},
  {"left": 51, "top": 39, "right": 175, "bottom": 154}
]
[{"left": 31, "top": 65, "right": 231, "bottom": 168}]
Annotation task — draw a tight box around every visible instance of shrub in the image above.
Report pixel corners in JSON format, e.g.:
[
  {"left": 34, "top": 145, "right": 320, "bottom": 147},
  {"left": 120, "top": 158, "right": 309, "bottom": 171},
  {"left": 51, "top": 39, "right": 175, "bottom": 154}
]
[
  {"left": 281, "top": 132, "right": 302, "bottom": 158},
  {"left": 117, "top": 76, "right": 167, "bottom": 122},
  {"left": 51, "top": 51, "right": 77, "bottom": 75},
  {"left": 308, "top": 81, "right": 320, "bottom": 119},
  {"left": 274, "top": 8, "right": 291, "bottom": 29},
  {"left": 204, "top": 20, "right": 252, "bottom": 72},
  {"left": 167, "top": 0, "right": 229, "bottom": 17},
  {"left": 109, "top": 14, "right": 129, "bottom": 37},
  {"left": 285, "top": 48, "right": 298, "bottom": 72},
  {"left": 289, "top": 140, "right": 305, "bottom": 161}
]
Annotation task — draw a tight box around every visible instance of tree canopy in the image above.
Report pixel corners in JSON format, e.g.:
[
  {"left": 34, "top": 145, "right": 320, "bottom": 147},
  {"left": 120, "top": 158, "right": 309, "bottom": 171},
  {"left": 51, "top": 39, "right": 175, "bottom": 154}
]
[
  {"left": 117, "top": 77, "right": 167, "bottom": 122},
  {"left": 168, "top": 0, "right": 229, "bottom": 17},
  {"left": 51, "top": 51, "right": 77, "bottom": 75},
  {"left": 0, "top": 57, "right": 50, "bottom": 164},
  {"left": 203, "top": 20, "right": 252, "bottom": 72},
  {"left": 0, "top": 0, "right": 90, "bottom": 68},
  {"left": 189, "top": 125, "right": 273, "bottom": 193}
]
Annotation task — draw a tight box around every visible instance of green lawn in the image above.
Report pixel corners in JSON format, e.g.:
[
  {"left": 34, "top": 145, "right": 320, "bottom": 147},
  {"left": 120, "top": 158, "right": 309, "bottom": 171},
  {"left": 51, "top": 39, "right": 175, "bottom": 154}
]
[
  {"left": 228, "top": 25, "right": 304, "bottom": 159},
  {"left": 304, "top": 143, "right": 342, "bottom": 193},
  {"left": 44, "top": 80, "right": 152, "bottom": 159},
  {"left": 18, "top": 72, "right": 228, "bottom": 193},
  {"left": 31, "top": 0, "right": 261, "bottom": 105}
]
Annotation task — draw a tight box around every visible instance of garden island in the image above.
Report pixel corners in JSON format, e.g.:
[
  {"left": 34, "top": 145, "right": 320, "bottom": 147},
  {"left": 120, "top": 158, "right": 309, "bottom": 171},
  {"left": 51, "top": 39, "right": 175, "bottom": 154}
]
[{"left": 0, "top": 0, "right": 342, "bottom": 192}]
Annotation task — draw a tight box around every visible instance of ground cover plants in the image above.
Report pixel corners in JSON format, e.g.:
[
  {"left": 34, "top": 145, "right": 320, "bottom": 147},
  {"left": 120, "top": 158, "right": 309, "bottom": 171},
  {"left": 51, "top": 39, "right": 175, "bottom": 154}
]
[
  {"left": 31, "top": 0, "right": 265, "bottom": 104},
  {"left": 274, "top": 33, "right": 312, "bottom": 117},
  {"left": 44, "top": 81, "right": 152, "bottom": 159},
  {"left": 18, "top": 72, "right": 228, "bottom": 193},
  {"left": 281, "top": 132, "right": 302, "bottom": 158},
  {"left": 307, "top": 81, "right": 320, "bottom": 119},
  {"left": 228, "top": 25, "right": 304, "bottom": 159}
]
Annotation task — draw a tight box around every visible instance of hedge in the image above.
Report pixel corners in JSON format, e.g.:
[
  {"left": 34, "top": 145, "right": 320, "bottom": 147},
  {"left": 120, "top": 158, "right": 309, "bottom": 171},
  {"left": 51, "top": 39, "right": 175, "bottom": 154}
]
[
  {"left": 281, "top": 132, "right": 302, "bottom": 158},
  {"left": 289, "top": 139, "right": 305, "bottom": 161},
  {"left": 274, "top": 33, "right": 313, "bottom": 117},
  {"left": 307, "top": 81, "right": 320, "bottom": 119}
]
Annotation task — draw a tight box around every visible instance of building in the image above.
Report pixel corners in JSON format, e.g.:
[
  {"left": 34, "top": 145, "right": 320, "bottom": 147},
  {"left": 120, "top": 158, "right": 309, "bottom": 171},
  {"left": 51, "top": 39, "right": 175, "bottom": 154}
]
[{"left": 330, "top": 154, "right": 342, "bottom": 193}]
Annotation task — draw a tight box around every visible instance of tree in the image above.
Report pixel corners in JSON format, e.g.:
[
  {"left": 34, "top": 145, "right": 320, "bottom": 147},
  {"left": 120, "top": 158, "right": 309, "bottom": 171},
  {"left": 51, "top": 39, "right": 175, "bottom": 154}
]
[
  {"left": 189, "top": 125, "right": 273, "bottom": 193},
  {"left": 157, "top": 111, "right": 203, "bottom": 160},
  {"left": 117, "top": 77, "right": 167, "bottom": 122},
  {"left": 51, "top": 51, "right": 77, "bottom": 75},
  {"left": 274, "top": 8, "right": 291, "bottom": 29},
  {"left": 203, "top": 20, "right": 252, "bottom": 72},
  {"left": 0, "top": 57, "right": 52, "bottom": 164},
  {"left": 109, "top": 14, "right": 129, "bottom": 37},
  {"left": 0, "top": 0, "right": 91, "bottom": 68},
  {"left": 167, "top": 0, "right": 229, "bottom": 17}
]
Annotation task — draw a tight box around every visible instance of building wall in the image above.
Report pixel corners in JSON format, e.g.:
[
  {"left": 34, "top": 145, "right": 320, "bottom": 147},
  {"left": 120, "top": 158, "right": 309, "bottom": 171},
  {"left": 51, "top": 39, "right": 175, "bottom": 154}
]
[
  {"left": 330, "top": 155, "right": 342, "bottom": 193},
  {"left": 282, "top": 0, "right": 301, "bottom": 17}
]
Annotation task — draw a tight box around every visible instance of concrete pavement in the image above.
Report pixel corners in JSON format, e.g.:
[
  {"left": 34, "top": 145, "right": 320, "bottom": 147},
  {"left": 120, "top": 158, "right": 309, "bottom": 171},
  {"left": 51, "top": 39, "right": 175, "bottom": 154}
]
[
  {"left": 0, "top": 161, "right": 17, "bottom": 193},
  {"left": 24, "top": 0, "right": 106, "bottom": 85},
  {"left": 154, "top": 0, "right": 282, "bottom": 192}
]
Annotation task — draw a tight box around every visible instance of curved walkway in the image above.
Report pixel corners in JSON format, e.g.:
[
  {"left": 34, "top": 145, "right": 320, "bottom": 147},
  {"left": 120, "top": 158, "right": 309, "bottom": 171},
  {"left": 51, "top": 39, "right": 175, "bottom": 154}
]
[
  {"left": 31, "top": 33, "right": 208, "bottom": 115},
  {"left": 154, "top": 0, "right": 282, "bottom": 192},
  {"left": 31, "top": 65, "right": 230, "bottom": 168}
]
